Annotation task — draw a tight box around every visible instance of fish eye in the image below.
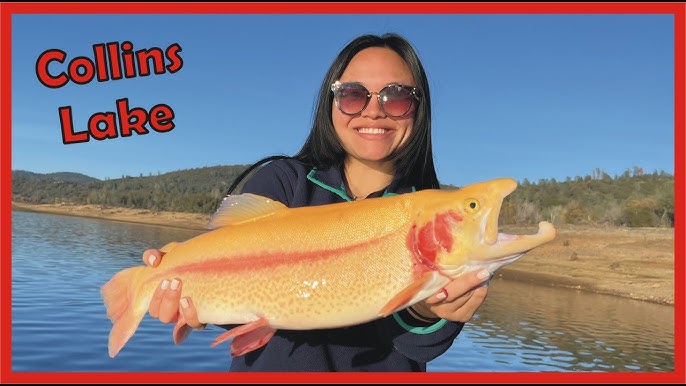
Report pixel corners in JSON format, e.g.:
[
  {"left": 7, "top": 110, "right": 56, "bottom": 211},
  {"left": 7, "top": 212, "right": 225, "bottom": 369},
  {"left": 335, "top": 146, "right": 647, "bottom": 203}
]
[{"left": 465, "top": 199, "right": 479, "bottom": 213}]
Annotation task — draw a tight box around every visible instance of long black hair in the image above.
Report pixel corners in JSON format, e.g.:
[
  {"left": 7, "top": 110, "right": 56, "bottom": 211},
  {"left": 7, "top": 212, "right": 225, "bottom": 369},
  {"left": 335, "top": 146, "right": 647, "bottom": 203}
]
[{"left": 227, "top": 33, "right": 439, "bottom": 195}]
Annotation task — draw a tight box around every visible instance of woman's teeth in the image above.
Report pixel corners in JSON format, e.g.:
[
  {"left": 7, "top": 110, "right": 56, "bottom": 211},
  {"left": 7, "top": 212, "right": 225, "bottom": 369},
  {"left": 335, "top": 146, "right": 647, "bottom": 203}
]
[{"left": 357, "top": 128, "right": 387, "bottom": 134}]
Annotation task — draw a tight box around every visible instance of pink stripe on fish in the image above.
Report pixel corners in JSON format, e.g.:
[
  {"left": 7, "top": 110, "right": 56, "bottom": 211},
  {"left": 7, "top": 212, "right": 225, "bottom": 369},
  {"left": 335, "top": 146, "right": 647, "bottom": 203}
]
[{"left": 154, "top": 232, "right": 396, "bottom": 279}]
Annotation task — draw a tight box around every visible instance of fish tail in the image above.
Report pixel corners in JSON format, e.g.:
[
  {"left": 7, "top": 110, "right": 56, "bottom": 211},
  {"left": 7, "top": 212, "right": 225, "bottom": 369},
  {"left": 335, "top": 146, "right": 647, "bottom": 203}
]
[{"left": 100, "top": 266, "right": 147, "bottom": 358}]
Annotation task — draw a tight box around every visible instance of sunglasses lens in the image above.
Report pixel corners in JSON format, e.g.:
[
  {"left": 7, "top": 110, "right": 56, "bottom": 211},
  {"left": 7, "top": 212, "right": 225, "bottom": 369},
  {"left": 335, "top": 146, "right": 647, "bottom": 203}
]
[
  {"left": 336, "top": 84, "right": 369, "bottom": 115},
  {"left": 333, "top": 82, "right": 417, "bottom": 117},
  {"left": 380, "top": 85, "right": 414, "bottom": 117}
]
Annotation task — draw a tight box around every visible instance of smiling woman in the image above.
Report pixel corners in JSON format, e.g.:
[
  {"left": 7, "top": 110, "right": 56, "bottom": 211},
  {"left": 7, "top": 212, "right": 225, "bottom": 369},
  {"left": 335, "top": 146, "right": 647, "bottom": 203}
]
[
  {"left": 330, "top": 46, "right": 419, "bottom": 200},
  {"left": 137, "top": 33, "right": 500, "bottom": 372}
]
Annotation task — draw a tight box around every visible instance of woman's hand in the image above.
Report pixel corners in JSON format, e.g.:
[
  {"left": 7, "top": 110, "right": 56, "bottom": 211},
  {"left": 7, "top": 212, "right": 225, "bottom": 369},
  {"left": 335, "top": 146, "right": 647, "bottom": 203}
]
[
  {"left": 143, "top": 249, "right": 206, "bottom": 333},
  {"left": 412, "top": 269, "right": 491, "bottom": 323}
]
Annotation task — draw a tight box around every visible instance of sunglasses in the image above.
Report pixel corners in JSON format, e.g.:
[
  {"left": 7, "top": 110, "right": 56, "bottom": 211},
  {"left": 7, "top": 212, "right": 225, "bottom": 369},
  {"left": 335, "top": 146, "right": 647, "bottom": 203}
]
[{"left": 331, "top": 81, "right": 419, "bottom": 118}]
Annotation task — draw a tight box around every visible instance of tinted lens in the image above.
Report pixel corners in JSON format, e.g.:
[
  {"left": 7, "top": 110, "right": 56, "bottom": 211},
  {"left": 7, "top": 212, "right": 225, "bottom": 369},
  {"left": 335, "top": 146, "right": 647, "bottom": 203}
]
[
  {"left": 336, "top": 83, "right": 370, "bottom": 115},
  {"left": 379, "top": 85, "right": 415, "bottom": 117},
  {"left": 333, "top": 82, "right": 417, "bottom": 117}
]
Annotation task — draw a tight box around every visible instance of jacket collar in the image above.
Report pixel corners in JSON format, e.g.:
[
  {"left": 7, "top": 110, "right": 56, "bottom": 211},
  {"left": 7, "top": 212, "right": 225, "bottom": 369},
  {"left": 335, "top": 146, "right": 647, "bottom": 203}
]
[{"left": 306, "top": 165, "right": 416, "bottom": 202}]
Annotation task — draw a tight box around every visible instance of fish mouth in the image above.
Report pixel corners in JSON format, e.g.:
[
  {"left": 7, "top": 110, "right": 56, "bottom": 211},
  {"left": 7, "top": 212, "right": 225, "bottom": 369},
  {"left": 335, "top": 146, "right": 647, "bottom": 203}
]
[
  {"left": 439, "top": 221, "right": 556, "bottom": 277},
  {"left": 486, "top": 221, "right": 557, "bottom": 261}
]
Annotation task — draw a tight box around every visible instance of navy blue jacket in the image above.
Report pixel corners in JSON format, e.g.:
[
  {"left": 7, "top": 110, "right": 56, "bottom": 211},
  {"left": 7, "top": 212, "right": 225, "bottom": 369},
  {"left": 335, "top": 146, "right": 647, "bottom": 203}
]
[{"left": 227, "top": 158, "right": 464, "bottom": 372}]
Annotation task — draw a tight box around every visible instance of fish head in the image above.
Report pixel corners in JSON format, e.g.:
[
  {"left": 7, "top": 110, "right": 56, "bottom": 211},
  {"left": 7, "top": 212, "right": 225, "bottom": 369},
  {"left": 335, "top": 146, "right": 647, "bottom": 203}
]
[{"left": 408, "top": 178, "right": 556, "bottom": 277}]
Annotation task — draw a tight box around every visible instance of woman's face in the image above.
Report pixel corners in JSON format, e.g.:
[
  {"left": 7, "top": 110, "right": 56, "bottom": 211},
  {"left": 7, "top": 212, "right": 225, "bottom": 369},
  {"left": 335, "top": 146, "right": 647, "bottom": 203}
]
[{"left": 332, "top": 47, "right": 416, "bottom": 166}]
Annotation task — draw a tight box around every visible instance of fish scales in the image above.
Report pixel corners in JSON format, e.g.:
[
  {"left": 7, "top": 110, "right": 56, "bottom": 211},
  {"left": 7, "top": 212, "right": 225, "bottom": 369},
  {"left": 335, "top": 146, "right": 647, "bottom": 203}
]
[{"left": 141, "top": 196, "right": 417, "bottom": 324}]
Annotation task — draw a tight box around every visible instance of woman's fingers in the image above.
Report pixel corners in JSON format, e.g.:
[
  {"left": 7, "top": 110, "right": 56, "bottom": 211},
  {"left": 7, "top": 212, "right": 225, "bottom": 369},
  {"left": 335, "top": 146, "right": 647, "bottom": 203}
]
[
  {"left": 447, "top": 285, "right": 488, "bottom": 322},
  {"left": 149, "top": 278, "right": 182, "bottom": 324},
  {"left": 143, "top": 249, "right": 165, "bottom": 267},
  {"left": 148, "top": 279, "right": 167, "bottom": 319},
  {"left": 414, "top": 269, "right": 492, "bottom": 323},
  {"left": 142, "top": 249, "right": 202, "bottom": 333},
  {"left": 425, "top": 269, "right": 491, "bottom": 305},
  {"left": 180, "top": 297, "right": 206, "bottom": 330},
  {"left": 157, "top": 278, "right": 182, "bottom": 323}
]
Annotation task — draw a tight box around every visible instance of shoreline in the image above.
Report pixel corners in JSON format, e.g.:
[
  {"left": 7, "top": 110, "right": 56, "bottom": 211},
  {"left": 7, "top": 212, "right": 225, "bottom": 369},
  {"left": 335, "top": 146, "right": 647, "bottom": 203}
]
[
  {"left": 12, "top": 201, "right": 675, "bottom": 306},
  {"left": 12, "top": 201, "right": 211, "bottom": 231}
]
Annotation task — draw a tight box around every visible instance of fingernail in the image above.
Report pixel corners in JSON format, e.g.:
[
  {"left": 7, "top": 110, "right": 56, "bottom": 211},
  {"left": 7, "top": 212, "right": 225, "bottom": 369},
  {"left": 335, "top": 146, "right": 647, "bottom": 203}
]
[
  {"left": 161, "top": 279, "right": 169, "bottom": 290},
  {"left": 170, "top": 278, "right": 180, "bottom": 291},
  {"left": 436, "top": 289, "right": 447, "bottom": 300},
  {"left": 147, "top": 254, "right": 156, "bottom": 266},
  {"left": 180, "top": 297, "right": 189, "bottom": 309},
  {"left": 477, "top": 269, "right": 491, "bottom": 280}
]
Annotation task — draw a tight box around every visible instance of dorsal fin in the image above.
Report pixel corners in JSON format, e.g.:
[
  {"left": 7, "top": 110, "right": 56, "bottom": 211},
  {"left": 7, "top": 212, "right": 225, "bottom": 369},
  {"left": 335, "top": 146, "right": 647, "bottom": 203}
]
[{"left": 207, "top": 193, "right": 288, "bottom": 229}]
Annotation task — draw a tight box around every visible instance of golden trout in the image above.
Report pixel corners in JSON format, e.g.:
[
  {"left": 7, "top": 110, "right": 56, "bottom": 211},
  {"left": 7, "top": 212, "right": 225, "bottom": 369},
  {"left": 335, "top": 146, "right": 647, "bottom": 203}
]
[{"left": 101, "top": 178, "right": 556, "bottom": 358}]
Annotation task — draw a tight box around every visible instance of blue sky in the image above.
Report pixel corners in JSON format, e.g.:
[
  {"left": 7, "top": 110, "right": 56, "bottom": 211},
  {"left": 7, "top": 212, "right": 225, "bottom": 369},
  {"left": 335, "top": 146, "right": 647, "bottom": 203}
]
[{"left": 11, "top": 12, "right": 676, "bottom": 187}]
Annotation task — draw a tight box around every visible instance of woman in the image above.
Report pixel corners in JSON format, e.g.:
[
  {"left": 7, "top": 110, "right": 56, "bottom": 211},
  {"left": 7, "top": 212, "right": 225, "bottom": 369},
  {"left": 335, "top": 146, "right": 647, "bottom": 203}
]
[{"left": 144, "top": 33, "right": 491, "bottom": 371}]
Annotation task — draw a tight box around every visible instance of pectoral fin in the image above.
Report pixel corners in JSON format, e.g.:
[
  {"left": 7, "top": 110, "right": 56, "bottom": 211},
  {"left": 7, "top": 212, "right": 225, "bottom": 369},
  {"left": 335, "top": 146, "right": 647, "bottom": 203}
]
[
  {"left": 210, "top": 317, "right": 276, "bottom": 357},
  {"left": 379, "top": 272, "right": 446, "bottom": 317}
]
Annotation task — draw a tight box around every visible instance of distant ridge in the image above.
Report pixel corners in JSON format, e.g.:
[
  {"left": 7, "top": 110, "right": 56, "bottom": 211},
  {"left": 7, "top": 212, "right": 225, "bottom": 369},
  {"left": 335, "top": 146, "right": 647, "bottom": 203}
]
[
  {"left": 11, "top": 165, "right": 251, "bottom": 215},
  {"left": 12, "top": 170, "right": 101, "bottom": 183},
  {"left": 10, "top": 166, "right": 675, "bottom": 228}
]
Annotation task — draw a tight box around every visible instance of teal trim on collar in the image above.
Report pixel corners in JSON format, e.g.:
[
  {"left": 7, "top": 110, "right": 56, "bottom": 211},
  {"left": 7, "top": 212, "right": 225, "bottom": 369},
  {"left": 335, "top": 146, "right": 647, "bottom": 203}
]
[
  {"left": 306, "top": 167, "right": 417, "bottom": 202},
  {"left": 382, "top": 185, "right": 416, "bottom": 197},
  {"left": 392, "top": 312, "right": 447, "bottom": 334},
  {"left": 306, "top": 168, "right": 353, "bottom": 201}
]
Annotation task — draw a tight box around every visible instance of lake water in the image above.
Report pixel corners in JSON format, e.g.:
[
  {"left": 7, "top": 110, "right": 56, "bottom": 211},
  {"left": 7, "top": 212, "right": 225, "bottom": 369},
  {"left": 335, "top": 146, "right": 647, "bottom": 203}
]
[{"left": 8, "top": 210, "right": 676, "bottom": 378}]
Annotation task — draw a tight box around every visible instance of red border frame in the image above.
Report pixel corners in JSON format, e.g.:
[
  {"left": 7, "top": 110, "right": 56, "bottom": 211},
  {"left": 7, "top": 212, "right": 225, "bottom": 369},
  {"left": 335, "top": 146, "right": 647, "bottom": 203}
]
[{"left": 1, "top": 2, "right": 684, "bottom": 384}]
